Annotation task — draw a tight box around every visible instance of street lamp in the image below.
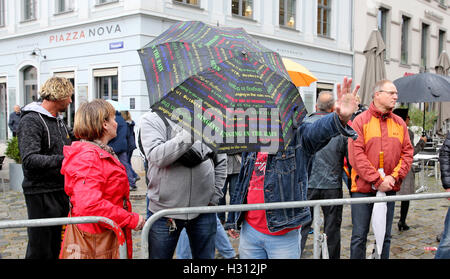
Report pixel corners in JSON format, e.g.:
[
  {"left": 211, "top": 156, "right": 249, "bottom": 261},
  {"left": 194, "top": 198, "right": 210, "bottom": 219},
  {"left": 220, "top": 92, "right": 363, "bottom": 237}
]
[{"left": 30, "top": 48, "right": 47, "bottom": 59}]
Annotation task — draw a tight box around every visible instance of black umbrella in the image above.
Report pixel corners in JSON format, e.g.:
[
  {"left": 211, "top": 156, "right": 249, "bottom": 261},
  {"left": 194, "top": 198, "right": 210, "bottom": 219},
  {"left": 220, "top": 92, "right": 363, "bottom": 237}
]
[
  {"left": 394, "top": 72, "right": 450, "bottom": 134},
  {"left": 138, "top": 21, "right": 306, "bottom": 153}
]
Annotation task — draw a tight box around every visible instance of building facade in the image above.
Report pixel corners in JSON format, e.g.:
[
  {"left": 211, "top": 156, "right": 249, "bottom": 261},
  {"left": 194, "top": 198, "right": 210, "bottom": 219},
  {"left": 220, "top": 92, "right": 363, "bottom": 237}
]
[
  {"left": 353, "top": 0, "right": 450, "bottom": 133},
  {"left": 0, "top": 0, "right": 354, "bottom": 144}
]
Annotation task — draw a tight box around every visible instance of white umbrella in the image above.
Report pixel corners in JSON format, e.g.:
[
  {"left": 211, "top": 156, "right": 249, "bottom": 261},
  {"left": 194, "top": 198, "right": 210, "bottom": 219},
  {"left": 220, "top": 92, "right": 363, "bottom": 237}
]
[{"left": 371, "top": 191, "right": 386, "bottom": 259}]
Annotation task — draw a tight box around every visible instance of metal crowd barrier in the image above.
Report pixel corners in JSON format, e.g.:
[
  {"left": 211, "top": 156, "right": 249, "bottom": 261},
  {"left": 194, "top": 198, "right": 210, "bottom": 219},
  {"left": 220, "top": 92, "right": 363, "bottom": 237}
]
[
  {"left": 140, "top": 191, "right": 450, "bottom": 259},
  {"left": 0, "top": 216, "right": 128, "bottom": 259}
]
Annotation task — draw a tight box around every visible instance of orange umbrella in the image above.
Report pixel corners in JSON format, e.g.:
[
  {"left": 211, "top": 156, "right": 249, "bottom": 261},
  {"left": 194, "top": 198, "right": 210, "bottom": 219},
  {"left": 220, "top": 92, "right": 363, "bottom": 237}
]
[{"left": 281, "top": 58, "right": 318, "bottom": 87}]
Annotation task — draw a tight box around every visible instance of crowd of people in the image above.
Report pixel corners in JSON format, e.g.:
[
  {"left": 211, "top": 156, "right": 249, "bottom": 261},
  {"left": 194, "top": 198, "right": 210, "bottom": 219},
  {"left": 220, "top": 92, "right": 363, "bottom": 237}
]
[{"left": 7, "top": 75, "right": 450, "bottom": 259}]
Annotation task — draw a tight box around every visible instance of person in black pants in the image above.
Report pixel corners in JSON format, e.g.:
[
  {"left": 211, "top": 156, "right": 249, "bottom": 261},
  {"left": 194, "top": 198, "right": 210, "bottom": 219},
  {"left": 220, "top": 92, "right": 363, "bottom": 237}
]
[
  {"left": 17, "top": 77, "right": 76, "bottom": 259},
  {"left": 393, "top": 109, "right": 426, "bottom": 231},
  {"left": 300, "top": 91, "right": 348, "bottom": 259}
]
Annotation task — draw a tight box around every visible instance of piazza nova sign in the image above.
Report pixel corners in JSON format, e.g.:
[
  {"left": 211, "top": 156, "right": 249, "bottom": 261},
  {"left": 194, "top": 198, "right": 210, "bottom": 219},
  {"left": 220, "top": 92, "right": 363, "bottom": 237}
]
[{"left": 48, "top": 23, "right": 122, "bottom": 44}]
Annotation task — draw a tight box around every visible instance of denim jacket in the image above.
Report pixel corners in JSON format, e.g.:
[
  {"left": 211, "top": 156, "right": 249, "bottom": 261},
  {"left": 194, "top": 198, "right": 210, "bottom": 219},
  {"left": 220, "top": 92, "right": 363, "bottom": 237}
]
[{"left": 224, "top": 112, "right": 357, "bottom": 233}]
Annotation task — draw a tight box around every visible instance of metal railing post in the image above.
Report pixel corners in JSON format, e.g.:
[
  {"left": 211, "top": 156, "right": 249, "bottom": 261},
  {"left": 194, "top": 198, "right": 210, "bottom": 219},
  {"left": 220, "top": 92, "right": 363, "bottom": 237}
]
[
  {"left": 312, "top": 205, "right": 321, "bottom": 259},
  {"left": 0, "top": 216, "right": 127, "bottom": 259}
]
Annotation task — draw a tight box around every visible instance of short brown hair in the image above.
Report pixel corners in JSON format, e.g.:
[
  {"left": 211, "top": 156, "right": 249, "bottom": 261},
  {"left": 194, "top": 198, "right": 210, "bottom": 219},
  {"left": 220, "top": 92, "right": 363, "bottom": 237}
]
[
  {"left": 39, "top": 77, "right": 74, "bottom": 101},
  {"left": 73, "top": 99, "right": 116, "bottom": 141}
]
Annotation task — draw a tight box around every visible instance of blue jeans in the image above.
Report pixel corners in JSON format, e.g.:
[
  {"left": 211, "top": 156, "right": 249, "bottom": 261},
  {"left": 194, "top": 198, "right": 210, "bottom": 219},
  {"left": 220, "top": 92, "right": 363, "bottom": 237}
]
[
  {"left": 147, "top": 211, "right": 217, "bottom": 259},
  {"left": 218, "top": 173, "right": 239, "bottom": 223},
  {"left": 435, "top": 208, "right": 450, "bottom": 259},
  {"left": 238, "top": 220, "right": 301, "bottom": 259},
  {"left": 350, "top": 191, "right": 396, "bottom": 259},
  {"left": 176, "top": 215, "right": 236, "bottom": 259}
]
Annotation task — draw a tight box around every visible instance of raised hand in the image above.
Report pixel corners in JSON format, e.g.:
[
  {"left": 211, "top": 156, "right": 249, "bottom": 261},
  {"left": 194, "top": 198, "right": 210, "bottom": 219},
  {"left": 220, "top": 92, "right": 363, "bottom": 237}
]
[{"left": 335, "top": 77, "right": 360, "bottom": 124}]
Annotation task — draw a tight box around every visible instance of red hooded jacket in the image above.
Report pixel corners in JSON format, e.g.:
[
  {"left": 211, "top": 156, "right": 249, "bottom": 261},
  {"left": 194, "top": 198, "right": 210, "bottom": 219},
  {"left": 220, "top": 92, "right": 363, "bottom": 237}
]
[{"left": 61, "top": 141, "right": 140, "bottom": 258}]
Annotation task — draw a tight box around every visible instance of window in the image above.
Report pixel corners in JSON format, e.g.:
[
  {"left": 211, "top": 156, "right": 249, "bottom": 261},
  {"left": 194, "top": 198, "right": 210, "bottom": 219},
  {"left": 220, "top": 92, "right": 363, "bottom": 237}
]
[
  {"left": 279, "top": 0, "right": 296, "bottom": 28},
  {"left": 316, "top": 82, "right": 334, "bottom": 100},
  {"left": 94, "top": 68, "right": 118, "bottom": 101},
  {"left": 377, "top": 7, "right": 389, "bottom": 58},
  {"left": 23, "top": 66, "right": 38, "bottom": 105},
  {"left": 96, "top": 0, "right": 118, "bottom": 5},
  {"left": 317, "top": 0, "right": 331, "bottom": 37},
  {"left": 22, "top": 0, "right": 36, "bottom": 21},
  {"left": 439, "top": 29, "right": 446, "bottom": 55},
  {"left": 173, "top": 0, "right": 200, "bottom": 6},
  {"left": 55, "top": 0, "right": 73, "bottom": 14},
  {"left": 421, "top": 23, "right": 429, "bottom": 70},
  {"left": 232, "top": 0, "right": 253, "bottom": 18},
  {"left": 400, "top": 15, "right": 410, "bottom": 65},
  {"left": 0, "top": 0, "right": 5, "bottom": 27},
  {"left": 377, "top": 7, "right": 388, "bottom": 43}
]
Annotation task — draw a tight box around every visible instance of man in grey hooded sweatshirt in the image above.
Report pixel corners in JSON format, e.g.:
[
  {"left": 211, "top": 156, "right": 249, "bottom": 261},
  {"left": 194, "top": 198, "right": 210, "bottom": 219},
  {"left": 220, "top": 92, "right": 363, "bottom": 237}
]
[
  {"left": 140, "top": 110, "right": 227, "bottom": 259},
  {"left": 17, "top": 77, "right": 76, "bottom": 259}
]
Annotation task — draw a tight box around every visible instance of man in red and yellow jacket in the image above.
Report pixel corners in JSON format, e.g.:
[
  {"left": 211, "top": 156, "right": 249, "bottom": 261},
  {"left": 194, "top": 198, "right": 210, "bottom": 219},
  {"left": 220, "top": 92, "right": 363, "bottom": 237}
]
[{"left": 348, "top": 79, "right": 413, "bottom": 259}]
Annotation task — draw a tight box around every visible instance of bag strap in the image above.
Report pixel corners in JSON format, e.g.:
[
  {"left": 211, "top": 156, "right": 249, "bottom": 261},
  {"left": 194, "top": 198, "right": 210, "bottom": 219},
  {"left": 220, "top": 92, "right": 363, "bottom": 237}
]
[
  {"left": 154, "top": 110, "right": 171, "bottom": 139},
  {"left": 138, "top": 110, "right": 171, "bottom": 162},
  {"left": 137, "top": 129, "right": 146, "bottom": 159}
]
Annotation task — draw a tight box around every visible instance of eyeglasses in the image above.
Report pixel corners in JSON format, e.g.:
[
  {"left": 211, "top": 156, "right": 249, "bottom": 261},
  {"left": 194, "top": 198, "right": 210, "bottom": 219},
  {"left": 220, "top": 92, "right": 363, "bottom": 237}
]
[{"left": 378, "top": 90, "right": 398, "bottom": 96}]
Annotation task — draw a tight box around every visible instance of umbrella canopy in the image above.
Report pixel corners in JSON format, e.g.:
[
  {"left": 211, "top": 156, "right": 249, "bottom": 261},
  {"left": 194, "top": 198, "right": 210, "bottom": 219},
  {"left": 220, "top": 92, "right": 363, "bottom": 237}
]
[
  {"left": 371, "top": 191, "right": 387, "bottom": 259},
  {"left": 434, "top": 51, "right": 450, "bottom": 133},
  {"left": 281, "top": 58, "right": 317, "bottom": 87},
  {"left": 435, "top": 50, "right": 450, "bottom": 75},
  {"left": 138, "top": 21, "right": 306, "bottom": 153},
  {"left": 394, "top": 72, "right": 450, "bottom": 103},
  {"left": 359, "top": 30, "right": 387, "bottom": 106}
]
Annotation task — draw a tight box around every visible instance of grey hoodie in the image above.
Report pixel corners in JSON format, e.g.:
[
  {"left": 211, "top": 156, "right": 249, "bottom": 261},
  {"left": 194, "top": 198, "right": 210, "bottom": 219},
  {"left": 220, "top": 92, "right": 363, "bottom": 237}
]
[{"left": 139, "top": 110, "right": 227, "bottom": 220}]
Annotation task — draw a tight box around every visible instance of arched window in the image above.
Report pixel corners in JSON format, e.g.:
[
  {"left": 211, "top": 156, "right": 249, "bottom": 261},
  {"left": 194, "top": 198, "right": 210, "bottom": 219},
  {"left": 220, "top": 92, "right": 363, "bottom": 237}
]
[{"left": 23, "top": 66, "right": 37, "bottom": 105}]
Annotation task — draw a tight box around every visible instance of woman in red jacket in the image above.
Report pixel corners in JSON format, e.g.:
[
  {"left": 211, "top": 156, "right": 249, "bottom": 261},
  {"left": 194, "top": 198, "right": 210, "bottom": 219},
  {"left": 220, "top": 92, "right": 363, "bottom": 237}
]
[{"left": 60, "top": 99, "right": 145, "bottom": 259}]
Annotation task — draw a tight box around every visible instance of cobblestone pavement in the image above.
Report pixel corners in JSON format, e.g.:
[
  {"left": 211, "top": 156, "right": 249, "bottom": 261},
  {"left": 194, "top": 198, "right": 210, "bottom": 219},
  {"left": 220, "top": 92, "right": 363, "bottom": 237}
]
[{"left": 0, "top": 171, "right": 448, "bottom": 259}]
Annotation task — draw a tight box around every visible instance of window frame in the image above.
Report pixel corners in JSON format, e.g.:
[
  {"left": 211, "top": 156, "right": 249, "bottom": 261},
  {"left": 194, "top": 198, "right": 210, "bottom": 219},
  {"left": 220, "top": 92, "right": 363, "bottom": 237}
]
[
  {"left": 173, "top": 0, "right": 200, "bottom": 7},
  {"left": 317, "top": 0, "right": 331, "bottom": 37},
  {"left": 55, "top": 0, "right": 74, "bottom": 15},
  {"left": 400, "top": 15, "right": 411, "bottom": 65},
  {"left": 377, "top": 6, "right": 390, "bottom": 59},
  {"left": 0, "top": 0, "right": 5, "bottom": 27},
  {"left": 22, "top": 0, "right": 37, "bottom": 22},
  {"left": 94, "top": 68, "right": 119, "bottom": 101},
  {"left": 421, "top": 22, "right": 430, "bottom": 70},
  {"left": 438, "top": 29, "right": 446, "bottom": 55},
  {"left": 232, "top": 0, "right": 254, "bottom": 19},
  {"left": 279, "top": 0, "right": 296, "bottom": 29},
  {"left": 95, "top": 0, "right": 119, "bottom": 7}
]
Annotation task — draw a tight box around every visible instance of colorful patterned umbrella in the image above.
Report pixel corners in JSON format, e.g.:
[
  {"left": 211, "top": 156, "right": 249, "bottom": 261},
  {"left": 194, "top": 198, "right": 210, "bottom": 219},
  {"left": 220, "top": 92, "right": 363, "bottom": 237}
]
[{"left": 138, "top": 21, "right": 306, "bottom": 153}]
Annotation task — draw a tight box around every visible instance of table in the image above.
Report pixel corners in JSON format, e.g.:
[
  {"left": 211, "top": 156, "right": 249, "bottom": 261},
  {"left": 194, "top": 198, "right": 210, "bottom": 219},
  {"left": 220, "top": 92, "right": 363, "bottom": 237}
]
[{"left": 413, "top": 153, "right": 440, "bottom": 191}]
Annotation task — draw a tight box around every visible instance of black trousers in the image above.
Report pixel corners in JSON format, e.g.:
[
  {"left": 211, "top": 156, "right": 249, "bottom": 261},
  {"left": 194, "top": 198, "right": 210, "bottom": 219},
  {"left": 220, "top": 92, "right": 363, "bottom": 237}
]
[
  {"left": 300, "top": 188, "right": 343, "bottom": 259},
  {"left": 24, "top": 191, "right": 69, "bottom": 259}
]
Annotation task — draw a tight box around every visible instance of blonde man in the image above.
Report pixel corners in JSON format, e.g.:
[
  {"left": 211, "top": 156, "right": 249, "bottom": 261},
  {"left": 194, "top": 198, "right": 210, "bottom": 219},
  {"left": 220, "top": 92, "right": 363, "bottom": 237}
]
[{"left": 17, "top": 77, "right": 77, "bottom": 259}]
